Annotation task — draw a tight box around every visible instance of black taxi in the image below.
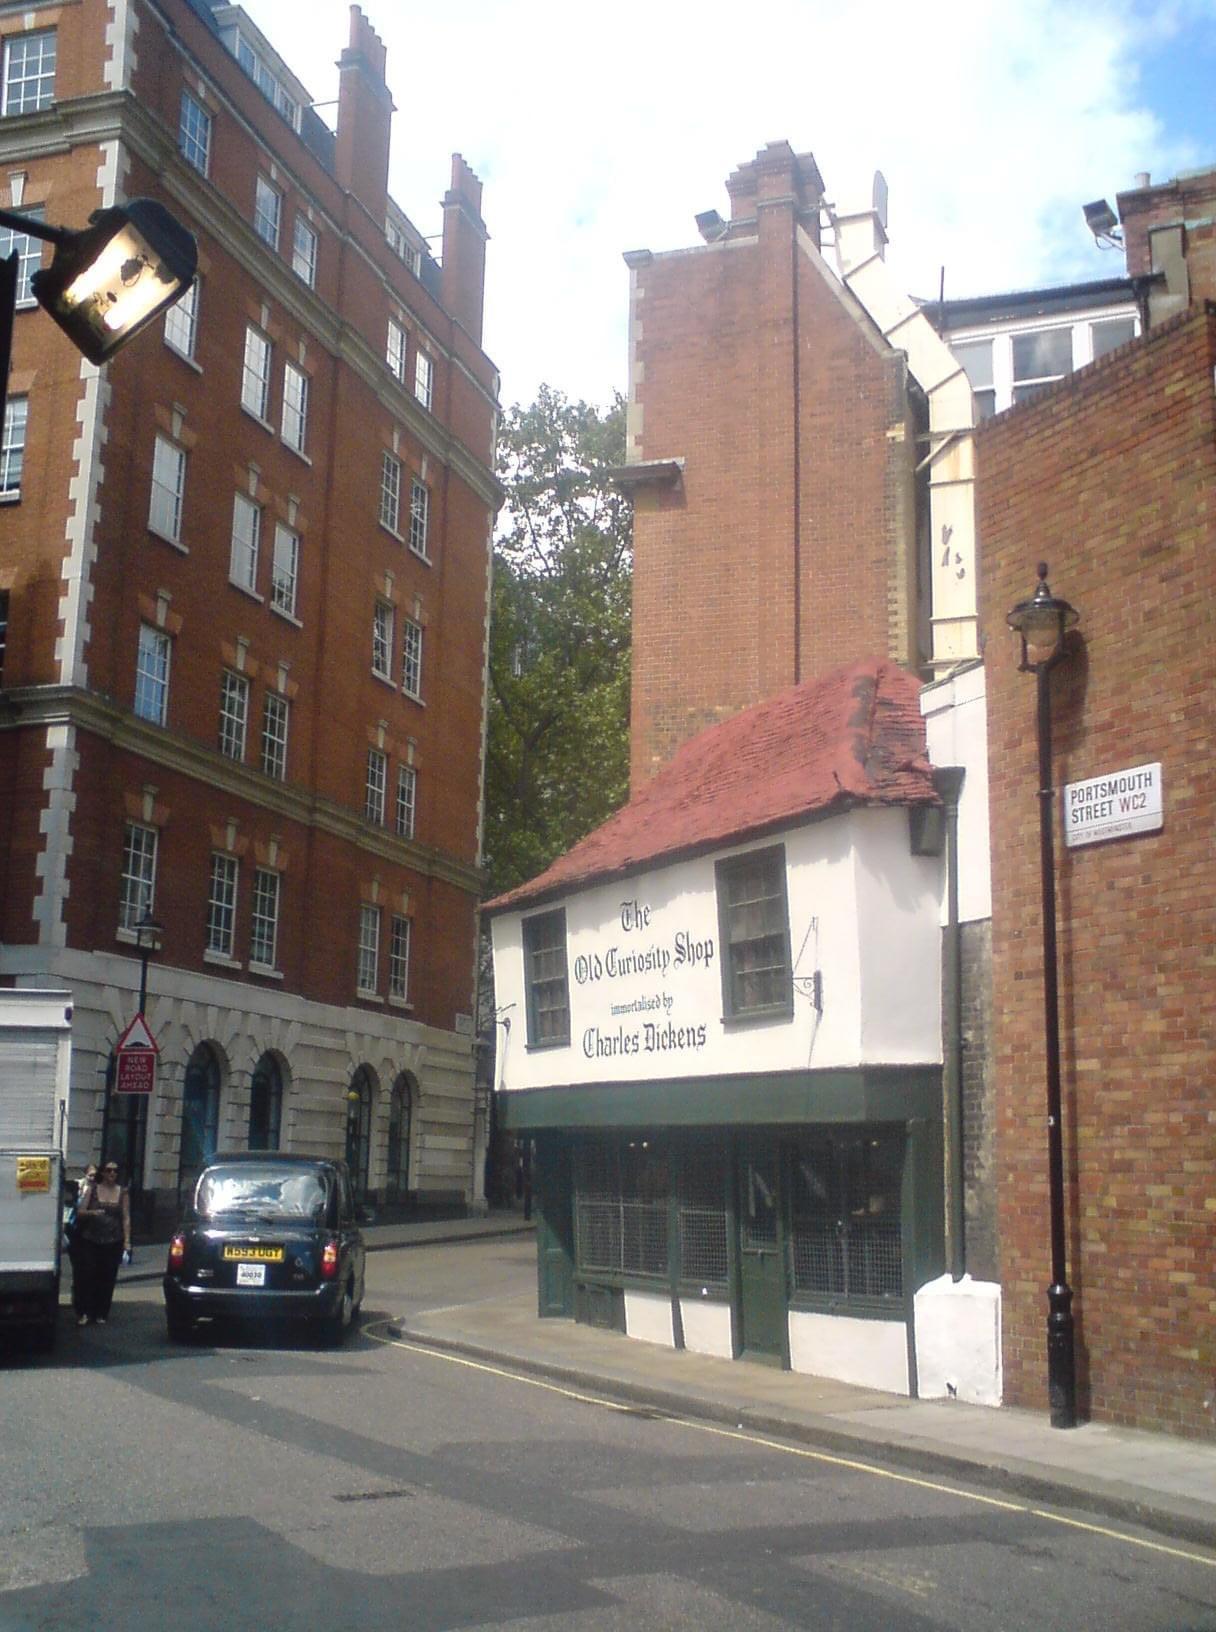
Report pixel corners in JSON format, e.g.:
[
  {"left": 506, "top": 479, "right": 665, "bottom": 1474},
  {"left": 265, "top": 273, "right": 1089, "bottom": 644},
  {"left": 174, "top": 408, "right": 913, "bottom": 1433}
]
[{"left": 163, "top": 1153, "right": 366, "bottom": 1344}]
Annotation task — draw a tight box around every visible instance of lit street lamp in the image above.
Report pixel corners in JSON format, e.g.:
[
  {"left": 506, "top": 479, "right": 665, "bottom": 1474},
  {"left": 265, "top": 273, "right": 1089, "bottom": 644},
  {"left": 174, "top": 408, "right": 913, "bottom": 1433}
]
[
  {"left": 0, "top": 197, "right": 197, "bottom": 423},
  {"left": 1006, "top": 562, "right": 1081, "bottom": 1430}
]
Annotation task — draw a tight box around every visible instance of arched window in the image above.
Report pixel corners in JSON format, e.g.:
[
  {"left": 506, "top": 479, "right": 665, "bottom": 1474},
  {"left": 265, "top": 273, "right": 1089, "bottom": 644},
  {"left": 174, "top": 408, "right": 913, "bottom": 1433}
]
[
  {"left": 248, "top": 1052, "right": 284, "bottom": 1150},
  {"left": 345, "top": 1066, "right": 374, "bottom": 1199},
  {"left": 386, "top": 1073, "right": 415, "bottom": 1197},
  {"left": 179, "top": 1043, "right": 222, "bottom": 1204}
]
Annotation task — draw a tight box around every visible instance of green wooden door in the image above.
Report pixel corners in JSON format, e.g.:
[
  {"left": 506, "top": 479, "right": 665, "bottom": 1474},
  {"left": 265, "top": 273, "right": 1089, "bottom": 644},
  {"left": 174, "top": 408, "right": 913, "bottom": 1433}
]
[
  {"left": 535, "top": 1137, "right": 574, "bottom": 1318},
  {"left": 735, "top": 1136, "right": 787, "bottom": 1366}
]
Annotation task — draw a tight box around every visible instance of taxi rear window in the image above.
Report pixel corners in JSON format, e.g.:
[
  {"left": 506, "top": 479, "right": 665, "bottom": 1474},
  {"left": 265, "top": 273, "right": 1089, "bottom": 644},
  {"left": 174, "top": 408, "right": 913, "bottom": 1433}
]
[{"left": 195, "top": 1165, "right": 328, "bottom": 1221}]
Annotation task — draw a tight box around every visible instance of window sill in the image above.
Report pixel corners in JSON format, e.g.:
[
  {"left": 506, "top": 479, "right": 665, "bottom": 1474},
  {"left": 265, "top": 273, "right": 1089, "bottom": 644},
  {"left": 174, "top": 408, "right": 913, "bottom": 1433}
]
[
  {"left": 0, "top": 490, "right": 20, "bottom": 504},
  {"left": 524, "top": 1036, "right": 570, "bottom": 1053},
  {"left": 204, "top": 950, "right": 243, "bottom": 971},
  {"left": 408, "top": 545, "right": 431, "bottom": 566},
  {"left": 164, "top": 345, "right": 203, "bottom": 374},
  {"left": 402, "top": 689, "right": 425, "bottom": 707},
  {"left": 788, "top": 1293, "right": 905, "bottom": 1320},
  {"left": 282, "top": 440, "right": 311, "bottom": 466},
  {"left": 115, "top": 926, "right": 143, "bottom": 947},
  {"left": 356, "top": 988, "right": 384, "bottom": 1004},
  {"left": 720, "top": 1004, "right": 795, "bottom": 1030},
  {"left": 269, "top": 602, "right": 302, "bottom": 627},
  {"left": 240, "top": 405, "right": 276, "bottom": 435},
  {"left": 148, "top": 526, "right": 189, "bottom": 555},
  {"left": 248, "top": 962, "right": 284, "bottom": 981},
  {"left": 387, "top": 995, "right": 413, "bottom": 1011},
  {"left": 372, "top": 669, "right": 396, "bottom": 689},
  {"left": 379, "top": 522, "right": 405, "bottom": 545},
  {"left": 229, "top": 578, "right": 264, "bottom": 604}
]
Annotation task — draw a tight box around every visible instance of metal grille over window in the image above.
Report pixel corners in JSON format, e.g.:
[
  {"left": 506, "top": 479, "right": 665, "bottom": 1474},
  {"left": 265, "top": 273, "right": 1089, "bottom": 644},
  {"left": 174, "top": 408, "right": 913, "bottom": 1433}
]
[
  {"left": 789, "top": 1132, "right": 904, "bottom": 1302},
  {"left": 677, "top": 1147, "right": 728, "bottom": 1288},
  {"left": 573, "top": 1138, "right": 669, "bottom": 1280}
]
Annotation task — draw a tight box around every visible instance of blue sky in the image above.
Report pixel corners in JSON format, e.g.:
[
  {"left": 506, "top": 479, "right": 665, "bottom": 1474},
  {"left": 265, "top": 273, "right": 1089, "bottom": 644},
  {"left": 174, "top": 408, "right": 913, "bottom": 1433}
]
[{"left": 236, "top": 0, "right": 1214, "bottom": 412}]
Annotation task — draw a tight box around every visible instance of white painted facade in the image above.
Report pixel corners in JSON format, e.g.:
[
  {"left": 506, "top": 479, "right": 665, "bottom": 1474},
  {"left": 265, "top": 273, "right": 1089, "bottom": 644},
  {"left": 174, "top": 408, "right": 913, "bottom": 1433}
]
[{"left": 492, "top": 807, "right": 943, "bottom": 1093}]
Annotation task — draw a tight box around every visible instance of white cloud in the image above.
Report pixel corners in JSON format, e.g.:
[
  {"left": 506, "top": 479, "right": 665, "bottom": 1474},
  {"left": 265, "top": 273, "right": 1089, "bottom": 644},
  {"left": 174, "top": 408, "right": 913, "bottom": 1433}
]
[{"left": 236, "top": 0, "right": 1212, "bottom": 409}]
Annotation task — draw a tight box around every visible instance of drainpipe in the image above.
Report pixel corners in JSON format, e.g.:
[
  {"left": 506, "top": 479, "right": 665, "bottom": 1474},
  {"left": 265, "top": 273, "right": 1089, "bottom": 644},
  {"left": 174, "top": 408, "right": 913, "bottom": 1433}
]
[{"left": 934, "top": 766, "right": 966, "bottom": 1281}]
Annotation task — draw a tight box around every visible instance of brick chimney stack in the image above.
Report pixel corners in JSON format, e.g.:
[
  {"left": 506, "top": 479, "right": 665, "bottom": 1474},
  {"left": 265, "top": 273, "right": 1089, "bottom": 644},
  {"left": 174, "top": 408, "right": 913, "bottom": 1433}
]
[
  {"left": 725, "top": 142, "right": 824, "bottom": 248},
  {"left": 441, "top": 153, "right": 489, "bottom": 344},
  {"left": 334, "top": 5, "right": 394, "bottom": 218}
]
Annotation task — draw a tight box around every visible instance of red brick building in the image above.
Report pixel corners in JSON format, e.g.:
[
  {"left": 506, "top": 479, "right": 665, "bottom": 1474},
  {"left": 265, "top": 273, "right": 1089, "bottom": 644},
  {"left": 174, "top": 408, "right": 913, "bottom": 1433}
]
[
  {"left": 0, "top": 1, "right": 499, "bottom": 1226},
  {"left": 980, "top": 298, "right": 1216, "bottom": 1437}
]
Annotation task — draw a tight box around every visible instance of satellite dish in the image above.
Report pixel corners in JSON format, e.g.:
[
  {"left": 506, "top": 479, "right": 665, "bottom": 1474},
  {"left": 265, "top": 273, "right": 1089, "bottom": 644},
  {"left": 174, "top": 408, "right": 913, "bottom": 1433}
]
[{"left": 872, "top": 171, "right": 889, "bottom": 232}]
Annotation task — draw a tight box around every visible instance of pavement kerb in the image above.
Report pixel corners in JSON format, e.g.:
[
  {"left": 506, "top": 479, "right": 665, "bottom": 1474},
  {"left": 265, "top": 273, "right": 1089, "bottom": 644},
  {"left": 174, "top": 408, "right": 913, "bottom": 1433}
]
[{"left": 392, "top": 1321, "right": 1216, "bottom": 1554}]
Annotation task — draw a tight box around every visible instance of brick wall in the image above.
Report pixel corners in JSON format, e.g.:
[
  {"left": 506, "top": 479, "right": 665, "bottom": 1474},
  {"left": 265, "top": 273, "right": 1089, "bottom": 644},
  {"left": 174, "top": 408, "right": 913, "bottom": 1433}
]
[
  {"left": 628, "top": 145, "right": 920, "bottom": 790},
  {"left": 979, "top": 307, "right": 1216, "bottom": 1437}
]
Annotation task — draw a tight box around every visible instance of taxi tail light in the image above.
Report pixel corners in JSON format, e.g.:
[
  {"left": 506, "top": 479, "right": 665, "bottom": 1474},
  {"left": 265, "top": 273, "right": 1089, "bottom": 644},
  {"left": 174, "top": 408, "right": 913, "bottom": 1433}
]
[
  {"left": 320, "top": 1239, "right": 339, "bottom": 1280},
  {"left": 168, "top": 1232, "right": 186, "bottom": 1268}
]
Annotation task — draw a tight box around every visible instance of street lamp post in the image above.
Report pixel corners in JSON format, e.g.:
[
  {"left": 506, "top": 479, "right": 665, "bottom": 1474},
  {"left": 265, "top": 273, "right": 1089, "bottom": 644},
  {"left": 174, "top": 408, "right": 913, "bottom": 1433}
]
[
  {"left": 1006, "top": 562, "right": 1081, "bottom": 1430},
  {"left": 125, "top": 910, "right": 164, "bottom": 1204}
]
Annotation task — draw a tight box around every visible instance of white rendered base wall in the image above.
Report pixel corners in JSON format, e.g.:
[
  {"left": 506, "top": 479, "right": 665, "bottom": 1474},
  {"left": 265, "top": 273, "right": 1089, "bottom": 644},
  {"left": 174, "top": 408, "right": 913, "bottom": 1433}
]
[
  {"left": 679, "top": 1297, "right": 733, "bottom": 1358},
  {"left": 913, "top": 1274, "right": 1002, "bottom": 1406},
  {"left": 788, "top": 1310, "right": 910, "bottom": 1395},
  {"left": 624, "top": 1289, "right": 676, "bottom": 1347}
]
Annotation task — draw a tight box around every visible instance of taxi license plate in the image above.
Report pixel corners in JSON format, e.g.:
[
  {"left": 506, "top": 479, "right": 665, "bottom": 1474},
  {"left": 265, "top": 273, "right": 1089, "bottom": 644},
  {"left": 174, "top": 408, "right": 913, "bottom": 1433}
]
[
  {"left": 223, "top": 1245, "right": 284, "bottom": 1262},
  {"left": 235, "top": 1263, "right": 265, "bottom": 1287}
]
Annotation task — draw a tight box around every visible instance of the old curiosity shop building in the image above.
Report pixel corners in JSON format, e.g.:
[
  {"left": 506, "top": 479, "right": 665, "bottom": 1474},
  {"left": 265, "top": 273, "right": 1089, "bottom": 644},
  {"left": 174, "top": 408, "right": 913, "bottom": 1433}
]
[{"left": 487, "top": 658, "right": 997, "bottom": 1398}]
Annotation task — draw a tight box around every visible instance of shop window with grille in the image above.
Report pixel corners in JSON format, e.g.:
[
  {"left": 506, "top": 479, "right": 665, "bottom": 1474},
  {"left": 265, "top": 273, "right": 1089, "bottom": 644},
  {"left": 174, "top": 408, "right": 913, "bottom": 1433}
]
[
  {"left": 677, "top": 1146, "right": 729, "bottom": 1289},
  {"left": 788, "top": 1130, "right": 904, "bottom": 1304},
  {"left": 573, "top": 1137, "right": 668, "bottom": 1281}
]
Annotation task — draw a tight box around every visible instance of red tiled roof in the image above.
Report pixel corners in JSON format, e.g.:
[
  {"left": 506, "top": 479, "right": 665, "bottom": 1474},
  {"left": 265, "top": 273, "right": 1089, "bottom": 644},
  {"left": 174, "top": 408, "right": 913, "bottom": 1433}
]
[{"left": 485, "top": 658, "right": 937, "bottom": 914}]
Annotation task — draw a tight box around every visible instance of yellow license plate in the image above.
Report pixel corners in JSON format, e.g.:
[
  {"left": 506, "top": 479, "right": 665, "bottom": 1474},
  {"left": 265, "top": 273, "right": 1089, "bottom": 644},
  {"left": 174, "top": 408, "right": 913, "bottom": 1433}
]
[{"left": 223, "top": 1245, "right": 284, "bottom": 1263}]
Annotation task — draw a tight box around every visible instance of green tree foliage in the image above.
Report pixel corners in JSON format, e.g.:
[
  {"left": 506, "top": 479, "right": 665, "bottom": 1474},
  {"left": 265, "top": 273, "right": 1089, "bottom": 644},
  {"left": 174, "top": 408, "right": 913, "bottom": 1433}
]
[{"left": 485, "top": 387, "right": 632, "bottom": 896}]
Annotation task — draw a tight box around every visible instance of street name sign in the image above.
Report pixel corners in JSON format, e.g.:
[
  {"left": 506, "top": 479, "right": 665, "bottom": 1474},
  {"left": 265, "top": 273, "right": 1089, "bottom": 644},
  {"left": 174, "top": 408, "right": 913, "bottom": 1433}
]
[{"left": 1063, "top": 762, "right": 1162, "bottom": 849}]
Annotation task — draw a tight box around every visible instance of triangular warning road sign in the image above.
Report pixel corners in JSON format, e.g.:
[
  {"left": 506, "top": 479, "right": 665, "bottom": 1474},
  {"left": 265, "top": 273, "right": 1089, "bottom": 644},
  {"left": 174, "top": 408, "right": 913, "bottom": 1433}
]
[{"left": 116, "top": 1012, "right": 159, "bottom": 1053}]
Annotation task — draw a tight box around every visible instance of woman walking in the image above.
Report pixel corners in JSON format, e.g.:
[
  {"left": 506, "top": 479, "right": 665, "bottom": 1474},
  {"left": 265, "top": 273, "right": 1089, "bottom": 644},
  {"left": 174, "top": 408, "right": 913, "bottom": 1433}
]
[{"left": 73, "top": 1161, "right": 131, "bottom": 1325}]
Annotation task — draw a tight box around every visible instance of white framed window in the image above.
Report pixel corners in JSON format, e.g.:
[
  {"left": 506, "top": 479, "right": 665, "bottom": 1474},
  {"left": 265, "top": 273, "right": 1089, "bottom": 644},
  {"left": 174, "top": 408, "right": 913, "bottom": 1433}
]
[
  {"left": 414, "top": 350, "right": 433, "bottom": 410},
  {"left": 178, "top": 90, "right": 211, "bottom": 175},
  {"left": 254, "top": 175, "right": 282, "bottom": 249},
  {"left": 260, "top": 690, "right": 289, "bottom": 780},
  {"left": 0, "top": 208, "right": 45, "bottom": 306},
  {"left": 357, "top": 903, "right": 380, "bottom": 994},
  {"left": 207, "top": 852, "right": 238, "bottom": 958},
  {"left": 232, "top": 29, "right": 300, "bottom": 129},
  {"left": 386, "top": 318, "right": 406, "bottom": 382},
  {"left": 291, "top": 216, "right": 317, "bottom": 286},
  {"left": 281, "top": 361, "right": 309, "bottom": 452},
  {"left": 241, "top": 325, "right": 271, "bottom": 419},
  {"left": 388, "top": 915, "right": 411, "bottom": 1001},
  {"left": 409, "top": 479, "right": 429, "bottom": 559},
  {"left": 2, "top": 30, "right": 56, "bottom": 115},
  {"left": 950, "top": 307, "right": 1140, "bottom": 419},
  {"left": 250, "top": 867, "right": 280, "bottom": 968},
  {"left": 0, "top": 396, "right": 27, "bottom": 498},
  {"left": 230, "top": 492, "right": 261, "bottom": 592},
  {"left": 379, "top": 451, "right": 401, "bottom": 533},
  {"left": 270, "top": 522, "right": 299, "bottom": 617},
  {"left": 372, "top": 600, "right": 394, "bottom": 679},
  {"left": 365, "top": 748, "right": 387, "bottom": 824},
  {"left": 218, "top": 669, "right": 249, "bottom": 760},
  {"left": 402, "top": 617, "right": 423, "bottom": 700},
  {"left": 148, "top": 435, "right": 186, "bottom": 542},
  {"left": 119, "top": 822, "right": 157, "bottom": 930},
  {"left": 164, "top": 277, "right": 199, "bottom": 359},
  {"left": 395, "top": 763, "right": 416, "bottom": 839},
  {"left": 134, "top": 624, "right": 170, "bottom": 725}
]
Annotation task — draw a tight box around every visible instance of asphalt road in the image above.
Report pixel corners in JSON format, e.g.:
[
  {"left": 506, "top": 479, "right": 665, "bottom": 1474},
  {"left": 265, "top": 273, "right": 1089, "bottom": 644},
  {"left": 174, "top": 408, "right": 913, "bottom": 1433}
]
[{"left": 2, "top": 1238, "right": 1214, "bottom": 1631}]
